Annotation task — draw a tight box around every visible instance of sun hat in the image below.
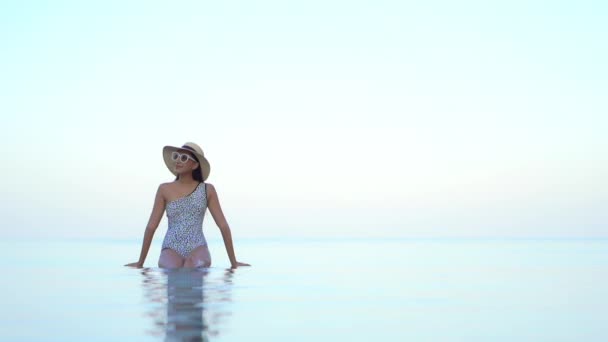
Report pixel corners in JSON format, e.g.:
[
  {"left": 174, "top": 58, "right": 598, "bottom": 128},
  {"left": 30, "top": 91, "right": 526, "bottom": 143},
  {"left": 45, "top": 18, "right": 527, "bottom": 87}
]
[{"left": 163, "top": 142, "right": 211, "bottom": 181}]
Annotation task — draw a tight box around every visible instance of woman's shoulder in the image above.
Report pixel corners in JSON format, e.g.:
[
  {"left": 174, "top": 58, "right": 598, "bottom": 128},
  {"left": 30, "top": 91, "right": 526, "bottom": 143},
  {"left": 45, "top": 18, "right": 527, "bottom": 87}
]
[
  {"left": 159, "top": 181, "right": 174, "bottom": 189},
  {"left": 204, "top": 182, "right": 216, "bottom": 195},
  {"left": 157, "top": 181, "right": 178, "bottom": 195}
]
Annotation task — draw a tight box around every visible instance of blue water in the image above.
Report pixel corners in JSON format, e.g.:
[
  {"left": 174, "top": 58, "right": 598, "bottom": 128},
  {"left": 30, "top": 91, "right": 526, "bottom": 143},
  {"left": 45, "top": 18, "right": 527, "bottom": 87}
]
[{"left": 0, "top": 238, "right": 607, "bottom": 341}]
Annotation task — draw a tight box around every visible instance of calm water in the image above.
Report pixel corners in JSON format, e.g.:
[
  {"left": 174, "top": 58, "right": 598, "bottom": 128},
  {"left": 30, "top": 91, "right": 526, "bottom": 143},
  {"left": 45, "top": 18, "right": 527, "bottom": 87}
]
[{"left": 0, "top": 237, "right": 607, "bottom": 341}]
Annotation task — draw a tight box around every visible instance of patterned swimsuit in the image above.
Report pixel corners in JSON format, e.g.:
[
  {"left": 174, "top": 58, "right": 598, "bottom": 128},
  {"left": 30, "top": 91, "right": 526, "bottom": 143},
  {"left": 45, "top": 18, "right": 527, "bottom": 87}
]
[{"left": 161, "top": 182, "right": 208, "bottom": 258}]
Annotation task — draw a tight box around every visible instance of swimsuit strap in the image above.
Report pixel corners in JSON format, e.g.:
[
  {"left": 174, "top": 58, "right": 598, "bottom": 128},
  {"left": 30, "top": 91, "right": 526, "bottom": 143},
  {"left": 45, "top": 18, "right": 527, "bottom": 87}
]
[{"left": 204, "top": 183, "right": 208, "bottom": 204}]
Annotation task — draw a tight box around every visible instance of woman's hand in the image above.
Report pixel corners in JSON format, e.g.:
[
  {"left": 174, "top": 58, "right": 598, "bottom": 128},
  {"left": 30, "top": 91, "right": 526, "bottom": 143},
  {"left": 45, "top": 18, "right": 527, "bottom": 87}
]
[
  {"left": 124, "top": 261, "right": 143, "bottom": 268},
  {"left": 231, "top": 261, "right": 251, "bottom": 269}
]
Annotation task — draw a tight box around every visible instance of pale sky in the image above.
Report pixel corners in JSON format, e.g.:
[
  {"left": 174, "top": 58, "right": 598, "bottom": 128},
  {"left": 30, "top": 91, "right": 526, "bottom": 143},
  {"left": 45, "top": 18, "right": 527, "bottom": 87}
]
[{"left": 1, "top": 0, "right": 606, "bottom": 240}]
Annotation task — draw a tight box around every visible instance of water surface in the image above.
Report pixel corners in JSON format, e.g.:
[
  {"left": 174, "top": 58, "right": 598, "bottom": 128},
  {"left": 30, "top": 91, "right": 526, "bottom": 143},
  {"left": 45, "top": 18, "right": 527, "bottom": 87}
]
[{"left": 1, "top": 238, "right": 606, "bottom": 341}]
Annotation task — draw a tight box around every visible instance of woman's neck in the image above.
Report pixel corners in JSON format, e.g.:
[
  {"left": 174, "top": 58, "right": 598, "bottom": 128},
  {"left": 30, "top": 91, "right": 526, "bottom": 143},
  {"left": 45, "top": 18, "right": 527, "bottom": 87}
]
[{"left": 177, "top": 173, "right": 196, "bottom": 184}]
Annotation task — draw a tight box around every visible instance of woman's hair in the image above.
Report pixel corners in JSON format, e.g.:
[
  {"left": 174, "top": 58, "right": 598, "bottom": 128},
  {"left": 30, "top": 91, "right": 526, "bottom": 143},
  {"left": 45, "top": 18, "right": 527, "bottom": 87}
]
[{"left": 175, "top": 153, "right": 204, "bottom": 182}]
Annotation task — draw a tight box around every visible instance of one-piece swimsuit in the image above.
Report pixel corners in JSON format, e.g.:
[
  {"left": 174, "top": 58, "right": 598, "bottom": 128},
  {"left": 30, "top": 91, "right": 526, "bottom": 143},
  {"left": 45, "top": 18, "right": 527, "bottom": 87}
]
[{"left": 161, "top": 182, "right": 208, "bottom": 258}]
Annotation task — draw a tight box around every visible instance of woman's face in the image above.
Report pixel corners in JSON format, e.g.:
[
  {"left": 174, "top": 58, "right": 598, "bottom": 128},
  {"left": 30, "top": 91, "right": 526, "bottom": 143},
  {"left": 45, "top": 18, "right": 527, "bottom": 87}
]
[{"left": 174, "top": 150, "right": 198, "bottom": 174}]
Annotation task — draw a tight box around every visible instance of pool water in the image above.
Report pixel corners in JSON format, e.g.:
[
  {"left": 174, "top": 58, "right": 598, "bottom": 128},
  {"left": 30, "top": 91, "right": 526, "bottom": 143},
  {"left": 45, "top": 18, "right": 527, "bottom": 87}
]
[{"left": 1, "top": 238, "right": 606, "bottom": 341}]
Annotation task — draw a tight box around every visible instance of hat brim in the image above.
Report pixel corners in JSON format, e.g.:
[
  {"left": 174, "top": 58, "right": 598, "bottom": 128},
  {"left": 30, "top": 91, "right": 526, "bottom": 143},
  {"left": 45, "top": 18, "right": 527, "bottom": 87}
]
[{"left": 163, "top": 146, "right": 211, "bottom": 181}]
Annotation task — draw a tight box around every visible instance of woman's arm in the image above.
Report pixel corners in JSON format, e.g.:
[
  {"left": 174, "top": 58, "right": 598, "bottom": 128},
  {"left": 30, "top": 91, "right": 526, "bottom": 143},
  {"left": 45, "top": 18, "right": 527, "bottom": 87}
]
[
  {"left": 207, "top": 183, "right": 250, "bottom": 269},
  {"left": 125, "top": 184, "right": 166, "bottom": 268}
]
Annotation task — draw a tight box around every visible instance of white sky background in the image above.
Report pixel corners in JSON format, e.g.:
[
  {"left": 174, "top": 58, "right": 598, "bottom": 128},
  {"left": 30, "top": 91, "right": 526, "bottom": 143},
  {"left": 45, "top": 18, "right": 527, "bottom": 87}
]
[{"left": 0, "top": 0, "right": 606, "bottom": 240}]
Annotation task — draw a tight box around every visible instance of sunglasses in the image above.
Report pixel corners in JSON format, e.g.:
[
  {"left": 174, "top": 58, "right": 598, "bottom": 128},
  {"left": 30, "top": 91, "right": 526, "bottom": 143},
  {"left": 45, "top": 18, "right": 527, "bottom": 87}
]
[{"left": 171, "top": 151, "right": 197, "bottom": 164}]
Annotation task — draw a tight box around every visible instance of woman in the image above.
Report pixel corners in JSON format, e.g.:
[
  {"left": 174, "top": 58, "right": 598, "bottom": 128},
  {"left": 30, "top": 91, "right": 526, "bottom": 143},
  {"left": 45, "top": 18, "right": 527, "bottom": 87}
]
[{"left": 125, "top": 142, "right": 250, "bottom": 269}]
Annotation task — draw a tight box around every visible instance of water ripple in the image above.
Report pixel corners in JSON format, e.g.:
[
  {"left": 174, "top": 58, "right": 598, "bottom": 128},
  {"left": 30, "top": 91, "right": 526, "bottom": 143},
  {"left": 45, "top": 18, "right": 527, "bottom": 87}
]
[{"left": 139, "top": 267, "right": 235, "bottom": 341}]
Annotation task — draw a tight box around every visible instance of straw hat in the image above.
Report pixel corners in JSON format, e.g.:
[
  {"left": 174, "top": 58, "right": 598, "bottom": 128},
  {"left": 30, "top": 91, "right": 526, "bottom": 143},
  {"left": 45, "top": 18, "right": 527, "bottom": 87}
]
[{"left": 162, "top": 142, "right": 211, "bottom": 181}]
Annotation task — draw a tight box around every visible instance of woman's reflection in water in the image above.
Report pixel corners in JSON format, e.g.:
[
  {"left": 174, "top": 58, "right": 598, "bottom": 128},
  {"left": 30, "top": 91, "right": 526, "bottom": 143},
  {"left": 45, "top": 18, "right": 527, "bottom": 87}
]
[{"left": 140, "top": 267, "right": 235, "bottom": 341}]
